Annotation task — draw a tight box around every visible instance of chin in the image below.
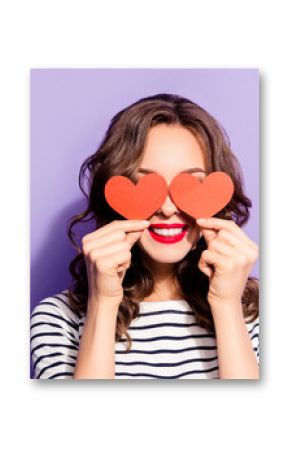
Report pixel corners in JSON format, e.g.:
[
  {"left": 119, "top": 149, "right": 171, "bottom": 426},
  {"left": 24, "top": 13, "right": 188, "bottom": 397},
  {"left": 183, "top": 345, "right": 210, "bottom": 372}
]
[
  {"left": 144, "top": 251, "right": 190, "bottom": 264},
  {"left": 136, "top": 237, "right": 192, "bottom": 263}
]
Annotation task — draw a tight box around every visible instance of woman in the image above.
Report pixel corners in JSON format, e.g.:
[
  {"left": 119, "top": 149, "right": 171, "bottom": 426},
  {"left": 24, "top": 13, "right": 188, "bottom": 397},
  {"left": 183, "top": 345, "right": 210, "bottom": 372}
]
[{"left": 30, "top": 93, "right": 259, "bottom": 379}]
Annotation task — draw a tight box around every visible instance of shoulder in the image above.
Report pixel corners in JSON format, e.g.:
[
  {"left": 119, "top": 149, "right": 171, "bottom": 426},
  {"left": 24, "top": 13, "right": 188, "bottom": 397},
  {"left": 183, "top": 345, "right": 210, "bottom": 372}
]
[
  {"left": 30, "top": 290, "right": 83, "bottom": 379},
  {"left": 31, "top": 290, "right": 83, "bottom": 329}
]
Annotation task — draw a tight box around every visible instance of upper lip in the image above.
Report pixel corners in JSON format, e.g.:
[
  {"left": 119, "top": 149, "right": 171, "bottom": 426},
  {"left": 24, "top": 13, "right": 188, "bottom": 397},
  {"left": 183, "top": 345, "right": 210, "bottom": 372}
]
[{"left": 149, "top": 223, "right": 188, "bottom": 229}]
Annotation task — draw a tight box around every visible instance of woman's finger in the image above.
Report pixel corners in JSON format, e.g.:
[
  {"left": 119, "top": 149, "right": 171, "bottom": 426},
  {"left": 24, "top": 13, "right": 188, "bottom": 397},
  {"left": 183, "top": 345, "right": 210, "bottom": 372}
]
[
  {"left": 207, "top": 238, "right": 234, "bottom": 256},
  {"left": 125, "top": 230, "right": 143, "bottom": 249},
  {"left": 198, "top": 249, "right": 219, "bottom": 279},
  {"left": 207, "top": 228, "right": 258, "bottom": 265},
  {"left": 214, "top": 228, "right": 246, "bottom": 248},
  {"left": 88, "top": 240, "right": 131, "bottom": 259},
  {"left": 196, "top": 217, "right": 252, "bottom": 246},
  {"left": 200, "top": 228, "right": 217, "bottom": 245},
  {"left": 82, "top": 228, "right": 127, "bottom": 252},
  {"left": 83, "top": 219, "right": 150, "bottom": 243}
]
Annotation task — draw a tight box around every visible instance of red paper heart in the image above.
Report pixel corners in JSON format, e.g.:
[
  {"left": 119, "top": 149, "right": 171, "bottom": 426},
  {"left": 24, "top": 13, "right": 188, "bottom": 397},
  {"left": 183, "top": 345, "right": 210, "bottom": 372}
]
[
  {"left": 169, "top": 171, "right": 234, "bottom": 219},
  {"left": 104, "top": 173, "right": 168, "bottom": 220}
]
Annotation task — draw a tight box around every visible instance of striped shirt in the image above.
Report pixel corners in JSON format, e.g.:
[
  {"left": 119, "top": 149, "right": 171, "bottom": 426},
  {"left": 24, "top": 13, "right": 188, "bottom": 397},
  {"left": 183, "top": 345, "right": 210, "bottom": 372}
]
[{"left": 30, "top": 290, "right": 259, "bottom": 379}]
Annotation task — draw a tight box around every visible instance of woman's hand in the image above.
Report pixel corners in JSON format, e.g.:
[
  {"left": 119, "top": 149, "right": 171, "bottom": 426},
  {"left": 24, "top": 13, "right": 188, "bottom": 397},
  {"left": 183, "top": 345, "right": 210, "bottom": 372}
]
[
  {"left": 196, "top": 217, "right": 259, "bottom": 309},
  {"left": 82, "top": 219, "right": 150, "bottom": 308}
]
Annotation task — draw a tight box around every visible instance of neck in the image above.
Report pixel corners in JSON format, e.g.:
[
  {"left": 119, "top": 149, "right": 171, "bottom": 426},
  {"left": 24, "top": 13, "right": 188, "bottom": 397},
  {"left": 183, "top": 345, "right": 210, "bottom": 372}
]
[{"left": 141, "top": 254, "right": 183, "bottom": 300}]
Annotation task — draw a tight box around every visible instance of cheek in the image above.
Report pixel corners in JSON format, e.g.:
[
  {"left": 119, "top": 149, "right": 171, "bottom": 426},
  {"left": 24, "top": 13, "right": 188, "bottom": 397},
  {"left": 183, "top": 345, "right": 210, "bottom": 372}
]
[{"left": 188, "top": 225, "right": 201, "bottom": 242}]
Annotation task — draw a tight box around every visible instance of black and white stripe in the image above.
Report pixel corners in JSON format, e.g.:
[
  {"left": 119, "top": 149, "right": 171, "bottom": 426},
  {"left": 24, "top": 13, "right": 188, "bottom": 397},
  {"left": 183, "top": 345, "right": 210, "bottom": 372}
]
[{"left": 30, "top": 290, "right": 259, "bottom": 379}]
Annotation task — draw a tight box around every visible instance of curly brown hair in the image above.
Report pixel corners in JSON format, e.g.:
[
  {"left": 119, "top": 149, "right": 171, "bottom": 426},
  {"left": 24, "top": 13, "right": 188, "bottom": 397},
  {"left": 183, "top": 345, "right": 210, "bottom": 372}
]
[{"left": 66, "top": 93, "right": 259, "bottom": 351}]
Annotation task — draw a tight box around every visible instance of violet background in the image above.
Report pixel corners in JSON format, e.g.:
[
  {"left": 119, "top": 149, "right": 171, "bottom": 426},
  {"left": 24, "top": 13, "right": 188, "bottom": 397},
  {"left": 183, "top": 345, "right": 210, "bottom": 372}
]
[{"left": 30, "top": 68, "right": 259, "bottom": 378}]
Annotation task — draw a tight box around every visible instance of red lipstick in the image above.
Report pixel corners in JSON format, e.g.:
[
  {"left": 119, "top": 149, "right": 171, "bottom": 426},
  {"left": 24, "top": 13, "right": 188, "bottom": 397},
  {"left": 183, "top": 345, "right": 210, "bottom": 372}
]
[{"left": 148, "top": 223, "right": 188, "bottom": 244}]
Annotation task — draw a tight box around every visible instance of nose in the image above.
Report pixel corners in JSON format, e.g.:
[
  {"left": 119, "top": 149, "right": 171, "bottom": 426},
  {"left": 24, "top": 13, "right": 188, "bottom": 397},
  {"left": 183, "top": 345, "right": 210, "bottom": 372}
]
[{"left": 156, "top": 191, "right": 180, "bottom": 217}]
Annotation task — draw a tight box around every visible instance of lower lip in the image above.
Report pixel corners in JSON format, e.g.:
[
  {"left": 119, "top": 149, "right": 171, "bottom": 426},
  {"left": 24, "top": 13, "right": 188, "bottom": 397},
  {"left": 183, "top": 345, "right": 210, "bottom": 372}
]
[{"left": 148, "top": 227, "right": 188, "bottom": 244}]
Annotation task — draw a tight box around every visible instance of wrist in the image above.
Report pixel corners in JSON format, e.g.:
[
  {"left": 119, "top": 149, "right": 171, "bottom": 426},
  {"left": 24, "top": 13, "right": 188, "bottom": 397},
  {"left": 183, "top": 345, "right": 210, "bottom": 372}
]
[
  {"left": 87, "top": 296, "right": 121, "bottom": 316},
  {"left": 209, "top": 297, "right": 244, "bottom": 317}
]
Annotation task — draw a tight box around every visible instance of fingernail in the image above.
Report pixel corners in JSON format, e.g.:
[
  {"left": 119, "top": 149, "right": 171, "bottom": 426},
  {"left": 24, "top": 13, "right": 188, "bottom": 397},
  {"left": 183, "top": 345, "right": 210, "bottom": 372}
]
[
  {"left": 196, "top": 218, "right": 206, "bottom": 223},
  {"left": 141, "top": 220, "right": 150, "bottom": 225}
]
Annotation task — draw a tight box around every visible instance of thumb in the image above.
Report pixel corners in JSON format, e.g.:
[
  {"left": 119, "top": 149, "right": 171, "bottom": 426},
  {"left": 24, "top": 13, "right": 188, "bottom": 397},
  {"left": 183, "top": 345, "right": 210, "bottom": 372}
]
[
  {"left": 200, "top": 228, "right": 217, "bottom": 246},
  {"left": 118, "top": 231, "right": 142, "bottom": 283},
  {"left": 198, "top": 249, "right": 218, "bottom": 279},
  {"left": 126, "top": 230, "right": 143, "bottom": 249}
]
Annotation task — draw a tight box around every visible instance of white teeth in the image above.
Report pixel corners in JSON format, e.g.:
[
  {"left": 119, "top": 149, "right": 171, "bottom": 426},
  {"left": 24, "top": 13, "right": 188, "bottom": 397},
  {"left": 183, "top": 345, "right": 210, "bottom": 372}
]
[{"left": 151, "top": 228, "right": 184, "bottom": 236}]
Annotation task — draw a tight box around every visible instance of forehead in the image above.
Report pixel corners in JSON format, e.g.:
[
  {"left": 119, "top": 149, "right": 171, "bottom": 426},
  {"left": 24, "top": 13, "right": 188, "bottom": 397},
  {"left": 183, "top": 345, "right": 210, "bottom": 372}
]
[{"left": 139, "top": 123, "right": 205, "bottom": 173}]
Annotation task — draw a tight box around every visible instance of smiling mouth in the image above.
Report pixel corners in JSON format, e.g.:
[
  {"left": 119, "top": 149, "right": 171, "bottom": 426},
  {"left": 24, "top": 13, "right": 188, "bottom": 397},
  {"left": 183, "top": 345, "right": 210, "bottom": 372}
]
[
  {"left": 149, "top": 225, "right": 188, "bottom": 236},
  {"left": 148, "top": 225, "right": 189, "bottom": 243}
]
